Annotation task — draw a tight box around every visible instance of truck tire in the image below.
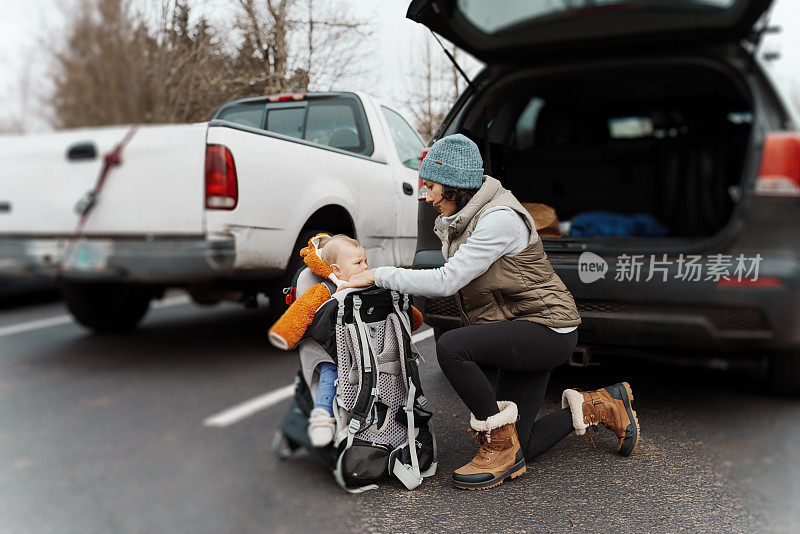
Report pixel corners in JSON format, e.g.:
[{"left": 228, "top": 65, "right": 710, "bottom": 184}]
[
  {"left": 267, "top": 229, "right": 323, "bottom": 321},
  {"left": 767, "top": 350, "right": 800, "bottom": 396},
  {"left": 62, "top": 282, "right": 152, "bottom": 333}
]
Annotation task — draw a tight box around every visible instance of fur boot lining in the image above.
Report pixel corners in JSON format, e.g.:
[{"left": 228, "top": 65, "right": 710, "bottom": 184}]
[
  {"left": 470, "top": 401, "right": 518, "bottom": 433},
  {"left": 561, "top": 389, "right": 588, "bottom": 436}
]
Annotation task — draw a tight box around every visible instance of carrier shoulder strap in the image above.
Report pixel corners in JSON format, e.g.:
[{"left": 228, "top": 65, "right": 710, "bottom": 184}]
[
  {"left": 391, "top": 292, "right": 424, "bottom": 363},
  {"left": 390, "top": 292, "right": 427, "bottom": 406},
  {"left": 347, "top": 294, "right": 378, "bottom": 432}
]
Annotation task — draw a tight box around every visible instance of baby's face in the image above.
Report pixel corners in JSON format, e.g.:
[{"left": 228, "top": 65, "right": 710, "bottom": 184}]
[{"left": 334, "top": 245, "right": 369, "bottom": 281}]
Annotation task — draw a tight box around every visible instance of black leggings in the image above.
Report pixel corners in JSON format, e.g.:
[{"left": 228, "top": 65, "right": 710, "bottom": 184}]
[{"left": 436, "top": 320, "right": 579, "bottom": 462}]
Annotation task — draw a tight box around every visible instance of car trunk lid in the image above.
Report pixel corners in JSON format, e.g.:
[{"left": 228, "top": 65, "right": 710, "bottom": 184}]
[{"left": 407, "top": 0, "right": 774, "bottom": 64}]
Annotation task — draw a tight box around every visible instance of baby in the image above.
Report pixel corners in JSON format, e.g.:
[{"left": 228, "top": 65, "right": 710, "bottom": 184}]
[{"left": 307, "top": 234, "right": 369, "bottom": 446}]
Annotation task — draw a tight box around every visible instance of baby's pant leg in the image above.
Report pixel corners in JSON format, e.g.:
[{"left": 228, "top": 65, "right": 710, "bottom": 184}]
[{"left": 313, "top": 362, "right": 337, "bottom": 416}]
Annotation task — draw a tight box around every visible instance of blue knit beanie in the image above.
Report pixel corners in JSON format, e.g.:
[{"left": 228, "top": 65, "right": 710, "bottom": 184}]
[{"left": 419, "top": 133, "right": 483, "bottom": 189}]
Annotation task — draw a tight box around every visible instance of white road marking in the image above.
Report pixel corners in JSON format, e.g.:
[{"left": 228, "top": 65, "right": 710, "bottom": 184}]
[
  {"left": 411, "top": 328, "right": 434, "bottom": 344},
  {"left": 0, "top": 315, "right": 74, "bottom": 337},
  {"left": 204, "top": 328, "right": 435, "bottom": 429},
  {"left": 203, "top": 384, "right": 295, "bottom": 428},
  {"left": 0, "top": 294, "right": 192, "bottom": 338}
]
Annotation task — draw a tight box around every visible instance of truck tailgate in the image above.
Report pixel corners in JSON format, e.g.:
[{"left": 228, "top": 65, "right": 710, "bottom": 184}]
[{"left": 0, "top": 123, "right": 207, "bottom": 236}]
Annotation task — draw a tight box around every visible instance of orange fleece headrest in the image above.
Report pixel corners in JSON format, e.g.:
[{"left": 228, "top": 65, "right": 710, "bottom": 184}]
[{"left": 299, "top": 233, "right": 339, "bottom": 284}]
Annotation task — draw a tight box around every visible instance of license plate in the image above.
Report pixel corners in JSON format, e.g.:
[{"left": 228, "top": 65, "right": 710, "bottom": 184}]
[{"left": 65, "top": 240, "right": 112, "bottom": 271}]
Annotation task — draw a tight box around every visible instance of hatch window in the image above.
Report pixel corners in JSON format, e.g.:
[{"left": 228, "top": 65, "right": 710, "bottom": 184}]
[{"left": 458, "top": 0, "right": 739, "bottom": 35}]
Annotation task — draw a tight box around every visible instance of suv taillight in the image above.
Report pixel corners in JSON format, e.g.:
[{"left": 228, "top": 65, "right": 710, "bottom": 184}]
[
  {"left": 205, "top": 145, "right": 238, "bottom": 209},
  {"left": 755, "top": 133, "right": 800, "bottom": 197},
  {"left": 417, "top": 147, "right": 430, "bottom": 201}
]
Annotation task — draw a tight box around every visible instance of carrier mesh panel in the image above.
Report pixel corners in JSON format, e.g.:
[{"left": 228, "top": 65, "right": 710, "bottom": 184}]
[
  {"left": 335, "top": 313, "right": 409, "bottom": 449},
  {"left": 335, "top": 324, "right": 358, "bottom": 410}
]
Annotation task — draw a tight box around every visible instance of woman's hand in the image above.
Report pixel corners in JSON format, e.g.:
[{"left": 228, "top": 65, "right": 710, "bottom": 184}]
[{"left": 338, "top": 268, "right": 377, "bottom": 290}]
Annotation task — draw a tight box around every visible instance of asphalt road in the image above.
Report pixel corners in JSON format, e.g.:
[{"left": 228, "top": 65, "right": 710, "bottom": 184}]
[{"left": 1, "top": 294, "right": 798, "bottom": 533}]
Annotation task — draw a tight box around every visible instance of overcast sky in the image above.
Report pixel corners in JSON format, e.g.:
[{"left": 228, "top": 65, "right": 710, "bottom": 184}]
[{"left": 0, "top": 0, "right": 798, "bottom": 133}]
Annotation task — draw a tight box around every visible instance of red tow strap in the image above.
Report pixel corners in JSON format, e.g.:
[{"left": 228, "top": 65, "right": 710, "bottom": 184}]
[{"left": 55, "top": 125, "right": 139, "bottom": 281}]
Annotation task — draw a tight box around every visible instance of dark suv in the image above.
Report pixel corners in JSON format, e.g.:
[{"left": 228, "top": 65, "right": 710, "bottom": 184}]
[{"left": 407, "top": 0, "right": 800, "bottom": 393}]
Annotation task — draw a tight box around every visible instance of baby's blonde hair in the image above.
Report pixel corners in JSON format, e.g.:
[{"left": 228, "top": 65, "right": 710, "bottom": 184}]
[{"left": 318, "top": 234, "right": 361, "bottom": 266}]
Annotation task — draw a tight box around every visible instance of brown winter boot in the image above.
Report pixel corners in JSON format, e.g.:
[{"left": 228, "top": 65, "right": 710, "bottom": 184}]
[
  {"left": 562, "top": 382, "right": 640, "bottom": 456},
  {"left": 452, "top": 401, "right": 527, "bottom": 490}
]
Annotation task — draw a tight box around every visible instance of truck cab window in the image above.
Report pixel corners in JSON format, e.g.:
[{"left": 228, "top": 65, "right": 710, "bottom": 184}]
[
  {"left": 217, "top": 104, "right": 265, "bottom": 129},
  {"left": 381, "top": 106, "right": 424, "bottom": 169},
  {"left": 304, "top": 102, "right": 364, "bottom": 153},
  {"left": 267, "top": 107, "right": 305, "bottom": 139}
]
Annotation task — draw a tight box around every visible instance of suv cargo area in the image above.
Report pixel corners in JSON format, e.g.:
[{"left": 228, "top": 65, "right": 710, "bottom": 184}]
[{"left": 465, "top": 60, "right": 755, "bottom": 247}]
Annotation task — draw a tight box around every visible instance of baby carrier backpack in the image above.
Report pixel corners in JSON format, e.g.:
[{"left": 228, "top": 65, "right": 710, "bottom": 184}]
[{"left": 272, "top": 268, "right": 437, "bottom": 493}]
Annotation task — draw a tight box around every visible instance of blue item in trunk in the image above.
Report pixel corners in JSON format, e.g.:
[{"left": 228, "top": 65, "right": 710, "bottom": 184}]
[{"left": 570, "top": 211, "right": 669, "bottom": 237}]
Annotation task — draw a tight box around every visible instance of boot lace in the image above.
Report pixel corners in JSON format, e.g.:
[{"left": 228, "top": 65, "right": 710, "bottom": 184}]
[
  {"left": 467, "top": 428, "right": 493, "bottom": 461},
  {"left": 467, "top": 427, "right": 510, "bottom": 461}
]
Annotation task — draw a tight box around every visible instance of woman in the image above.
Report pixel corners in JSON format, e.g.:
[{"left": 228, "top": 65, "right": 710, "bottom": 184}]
[{"left": 341, "top": 134, "right": 639, "bottom": 490}]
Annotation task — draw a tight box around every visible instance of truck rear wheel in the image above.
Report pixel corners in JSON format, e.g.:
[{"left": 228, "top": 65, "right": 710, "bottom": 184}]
[{"left": 62, "top": 282, "right": 152, "bottom": 333}]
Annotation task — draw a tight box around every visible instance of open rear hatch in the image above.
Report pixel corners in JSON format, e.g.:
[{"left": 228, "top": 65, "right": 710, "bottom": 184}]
[
  {"left": 408, "top": 0, "right": 773, "bottom": 254},
  {"left": 407, "top": 0, "right": 774, "bottom": 63}
]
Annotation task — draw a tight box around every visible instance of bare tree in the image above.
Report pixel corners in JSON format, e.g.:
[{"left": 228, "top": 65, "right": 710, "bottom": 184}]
[
  {"left": 47, "top": 0, "right": 372, "bottom": 128},
  {"left": 0, "top": 117, "right": 25, "bottom": 136},
  {"left": 296, "top": 0, "right": 372, "bottom": 91},
  {"left": 229, "top": 0, "right": 299, "bottom": 95},
  {"left": 50, "top": 0, "right": 235, "bottom": 128},
  {"left": 404, "top": 38, "right": 464, "bottom": 143},
  {"left": 228, "top": 0, "right": 371, "bottom": 95},
  {"left": 451, "top": 46, "right": 463, "bottom": 102}
]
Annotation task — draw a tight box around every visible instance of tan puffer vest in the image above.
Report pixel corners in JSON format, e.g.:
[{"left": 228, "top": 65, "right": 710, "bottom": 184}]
[{"left": 433, "top": 176, "right": 582, "bottom": 328}]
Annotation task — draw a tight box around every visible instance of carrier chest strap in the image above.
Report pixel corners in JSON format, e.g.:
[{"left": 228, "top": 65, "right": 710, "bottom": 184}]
[{"left": 336, "top": 300, "right": 345, "bottom": 325}]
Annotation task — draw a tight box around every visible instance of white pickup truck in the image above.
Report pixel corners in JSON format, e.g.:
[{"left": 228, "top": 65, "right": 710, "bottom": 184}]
[{"left": 0, "top": 91, "right": 426, "bottom": 332}]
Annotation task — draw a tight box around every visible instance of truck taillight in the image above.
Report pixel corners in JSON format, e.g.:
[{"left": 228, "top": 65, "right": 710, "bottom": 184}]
[
  {"left": 205, "top": 145, "right": 238, "bottom": 210},
  {"left": 755, "top": 133, "right": 800, "bottom": 197},
  {"left": 418, "top": 147, "right": 430, "bottom": 201}
]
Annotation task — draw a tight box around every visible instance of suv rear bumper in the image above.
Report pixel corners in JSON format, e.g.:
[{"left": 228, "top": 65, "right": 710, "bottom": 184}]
[
  {"left": 0, "top": 237, "right": 236, "bottom": 283},
  {"left": 413, "top": 250, "right": 800, "bottom": 352}
]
